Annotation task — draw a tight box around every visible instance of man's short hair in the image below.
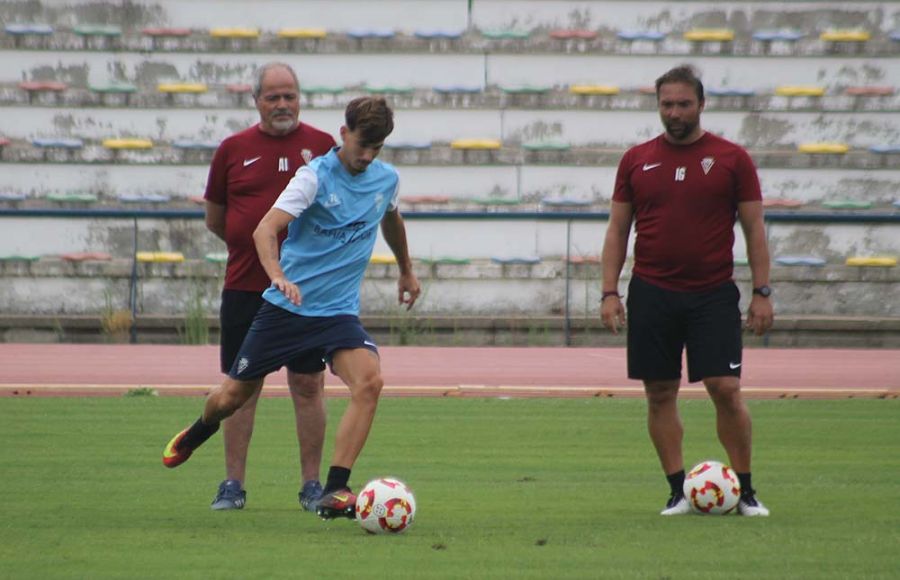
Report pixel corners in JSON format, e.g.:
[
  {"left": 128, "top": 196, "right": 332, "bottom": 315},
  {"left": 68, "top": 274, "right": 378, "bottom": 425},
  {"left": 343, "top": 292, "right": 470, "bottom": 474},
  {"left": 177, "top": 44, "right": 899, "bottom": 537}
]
[
  {"left": 252, "top": 62, "right": 299, "bottom": 98},
  {"left": 655, "top": 65, "right": 705, "bottom": 103},
  {"left": 344, "top": 97, "right": 394, "bottom": 145}
]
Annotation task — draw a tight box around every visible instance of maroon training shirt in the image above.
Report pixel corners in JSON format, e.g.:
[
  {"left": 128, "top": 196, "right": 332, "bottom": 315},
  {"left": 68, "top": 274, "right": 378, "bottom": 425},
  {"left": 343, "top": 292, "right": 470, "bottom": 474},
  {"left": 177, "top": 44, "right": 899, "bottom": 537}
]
[
  {"left": 204, "top": 123, "right": 335, "bottom": 292},
  {"left": 612, "top": 132, "right": 762, "bottom": 292}
]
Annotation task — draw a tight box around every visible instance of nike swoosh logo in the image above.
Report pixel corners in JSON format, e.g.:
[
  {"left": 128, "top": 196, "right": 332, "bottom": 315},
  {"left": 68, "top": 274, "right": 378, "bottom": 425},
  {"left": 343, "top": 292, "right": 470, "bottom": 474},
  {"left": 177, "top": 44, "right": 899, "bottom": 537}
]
[
  {"left": 243, "top": 156, "right": 261, "bottom": 167},
  {"left": 364, "top": 340, "right": 377, "bottom": 347},
  {"left": 729, "top": 362, "right": 742, "bottom": 369},
  {"left": 642, "top": 163, "right": 662, "bottom": 171}
]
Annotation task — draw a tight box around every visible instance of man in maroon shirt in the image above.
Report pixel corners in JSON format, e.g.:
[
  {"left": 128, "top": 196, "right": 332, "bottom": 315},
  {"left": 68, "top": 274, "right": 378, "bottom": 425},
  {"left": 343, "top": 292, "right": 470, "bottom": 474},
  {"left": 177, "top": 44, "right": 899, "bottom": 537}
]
[
  {"left": 600, "top": 66, "right": 774, "bottom": 516},
  {"left": 203, "top": 62, "right": 336, "bottom": 511}
]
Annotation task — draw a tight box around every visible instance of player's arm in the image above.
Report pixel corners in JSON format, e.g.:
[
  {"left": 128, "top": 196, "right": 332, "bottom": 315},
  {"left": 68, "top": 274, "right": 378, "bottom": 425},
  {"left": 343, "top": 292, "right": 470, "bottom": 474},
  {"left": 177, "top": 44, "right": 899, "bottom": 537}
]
[
  {"left": 380, "top": 208, "right": 420, "bottom": 310},
  {"left": 204, "top": 201, "right": 226, "bottom": 241},
  {"left": 600, "top": 201, "right": 634, "bottom": 334},
  {"left": 253, "top": 207, "right": 300, "bottom": 305},
  {"left": 738, "top": 200, "right": 773, "bottom": 335}
]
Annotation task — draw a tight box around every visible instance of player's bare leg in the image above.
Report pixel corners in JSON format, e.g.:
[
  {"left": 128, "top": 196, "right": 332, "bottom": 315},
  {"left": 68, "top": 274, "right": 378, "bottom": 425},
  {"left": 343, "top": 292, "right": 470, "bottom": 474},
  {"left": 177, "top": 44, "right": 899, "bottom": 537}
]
[
  {"left": 644, "top": 379, "right": 691, "bottom": 515},
  {"left": 222, "top": 387, "right": 263, "bottom": 484},
  {"left": 163, "top": 377, "right": 262, "bottom": 469},
  {"left": 330, "top": 348, "right": 383, "bottom": 469},
  {"left": 703, "top": 376, "right": 752, "bottom": 473},
  {"left": 210, "top": 387, "right": 262, "bottom": 509},
  {"left": 704, "top": 375, "right": 768, "bottom": 515},
  {"left": 644, "top": 379, "right": 684, "bottom": 474},
  {"left": 316, "top": 348, "right": 383, "bottom": 519},
  {"left": 288, "top": 370, "right": 327, "bottom": 510}
]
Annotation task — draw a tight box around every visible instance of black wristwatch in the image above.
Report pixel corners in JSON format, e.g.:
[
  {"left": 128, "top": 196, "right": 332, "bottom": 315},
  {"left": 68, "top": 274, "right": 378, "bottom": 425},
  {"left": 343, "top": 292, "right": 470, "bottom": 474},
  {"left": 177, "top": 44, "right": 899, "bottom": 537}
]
[{"left": 752, "top": 285, "right": 772, "bottom": 298}]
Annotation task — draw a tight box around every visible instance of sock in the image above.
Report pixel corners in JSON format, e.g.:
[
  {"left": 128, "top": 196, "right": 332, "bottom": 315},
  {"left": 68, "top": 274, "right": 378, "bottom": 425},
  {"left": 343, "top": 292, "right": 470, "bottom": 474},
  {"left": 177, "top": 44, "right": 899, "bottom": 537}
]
[
  {"left": 666, "top": 469, "right": 686, "bottom": 496},
  {"left": 178, "top": 416, "right": 220, "bottom": 450},
  {"left": 324, "top": 466, "right": 352, "bottom": 494},
  {"left": 737, "top": 472, "right": 755, "bottom": 497}
]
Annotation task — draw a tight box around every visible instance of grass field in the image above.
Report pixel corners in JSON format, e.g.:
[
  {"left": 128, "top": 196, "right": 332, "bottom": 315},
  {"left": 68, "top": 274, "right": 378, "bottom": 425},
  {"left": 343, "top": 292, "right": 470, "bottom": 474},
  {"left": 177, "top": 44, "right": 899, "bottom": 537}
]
[{"left": 2, "top": 396, "right": 898, "bottom": 579}]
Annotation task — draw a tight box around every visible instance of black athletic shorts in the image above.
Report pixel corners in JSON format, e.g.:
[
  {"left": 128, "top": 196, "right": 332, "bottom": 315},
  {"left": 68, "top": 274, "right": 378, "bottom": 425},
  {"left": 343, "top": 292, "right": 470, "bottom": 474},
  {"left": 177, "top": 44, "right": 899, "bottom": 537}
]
[
  {"left": 219, "top": 289, "right": 325, "bottom": 375},
  {"left": 228, "top": 301, "right": 377, "bottom": 381},
  {"left": 626, "top": 276, "right": 743, "bottom": 383}
]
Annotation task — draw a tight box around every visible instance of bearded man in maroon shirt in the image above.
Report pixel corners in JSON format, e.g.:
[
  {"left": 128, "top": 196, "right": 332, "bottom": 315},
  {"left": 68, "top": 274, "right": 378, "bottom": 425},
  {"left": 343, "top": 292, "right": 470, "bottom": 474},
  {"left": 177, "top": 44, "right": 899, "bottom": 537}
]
[
  {"left": 202, "top": 62, "right": 336, "bottom": 511},
  {"left": 600, "top": 65, "right": 774, "bottom": 517}
]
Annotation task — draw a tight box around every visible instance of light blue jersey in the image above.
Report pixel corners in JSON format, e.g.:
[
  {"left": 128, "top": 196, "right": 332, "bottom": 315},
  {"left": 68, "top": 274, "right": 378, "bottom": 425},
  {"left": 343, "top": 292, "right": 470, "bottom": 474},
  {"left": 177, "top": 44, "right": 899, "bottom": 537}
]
[{"left": 263, "top": 147, "right": 400, "bottom": 316}]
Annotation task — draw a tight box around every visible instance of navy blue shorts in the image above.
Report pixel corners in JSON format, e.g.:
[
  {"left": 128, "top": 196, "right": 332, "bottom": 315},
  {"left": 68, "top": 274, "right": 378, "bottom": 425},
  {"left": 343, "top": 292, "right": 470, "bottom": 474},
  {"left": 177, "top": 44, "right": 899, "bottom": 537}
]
[
  {"left": 626, "top": 276, "right": 743, "bottom": 384},
  {"left": 228, "top": 301, "right": 377, "bottom": 381}
]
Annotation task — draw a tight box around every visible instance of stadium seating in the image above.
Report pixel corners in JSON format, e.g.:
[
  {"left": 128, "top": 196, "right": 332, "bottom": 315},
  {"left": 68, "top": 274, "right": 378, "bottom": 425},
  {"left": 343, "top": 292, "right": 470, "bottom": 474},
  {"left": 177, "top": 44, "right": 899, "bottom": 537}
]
[
  {"left": 369, "top": 253, "right": 398, "bottom": 265},
  {"left": 4, "top": 24, "right": 53, "bottom": 48},
  {"left": 18, "top": 81, "right": 67, "bottom": 104},
  {"left": 209, "top": 27, "right": 259, "bottom": 50},
  {"left": 752, "top": 30, "right": 804, "bottom": 55},
  {"left": 820, "top": 29, "right": 870, "bottom": 54},
  {"left": 616, "top": 30, "right": 666, "bottom": 53},
  {"left": 775, "top": 255, "right": 827, "bottom": 267},
  {"left": 61, "top": 252, "right": 112, "bottom": 262},
  {"left": 142, "top": 27, "right": 193, "bottom": 50},
  {"left": 845, "top": 256, "right": 897, "bottom": 267},
  {"left": 32, "top": 138, "right": 84, "bottom": 161},
  {"left": 102, "top": 138, "right": 154, "bottom": 162},
  {"left": 91, "top": 82, "right": 138, "bottom": 106},
  {"left": 136, "top": 251, "right": 185, "bottom": 263},
  {"left": 278, "top": 28, "right": 327, "bottom": 51},
  {"left": 73, "top": 25, "right": 122, "bottom": 49},
  {"left": 684, "top": 28, "right": 735, "bottom": 54}
]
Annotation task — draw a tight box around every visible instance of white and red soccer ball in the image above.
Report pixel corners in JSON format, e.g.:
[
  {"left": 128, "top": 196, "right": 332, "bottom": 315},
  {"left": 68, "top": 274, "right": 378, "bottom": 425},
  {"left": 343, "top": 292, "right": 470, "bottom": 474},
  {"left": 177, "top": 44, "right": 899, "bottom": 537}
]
[
  {"left": 355, "top": 477, "right": 416, "bottom": 534},
  {"left": 683, "top": 460, "right": 741, "bottom": 515}
]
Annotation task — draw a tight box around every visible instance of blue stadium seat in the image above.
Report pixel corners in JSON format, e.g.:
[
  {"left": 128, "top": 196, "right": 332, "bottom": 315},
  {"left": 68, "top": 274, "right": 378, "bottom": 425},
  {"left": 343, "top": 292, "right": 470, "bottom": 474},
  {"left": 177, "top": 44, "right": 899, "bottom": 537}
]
[
  {"left": 32, "top": 137, "right": 84, "bottom": 161},
  {"left": 118, "top": 193, "right": 171, "bottom": 204},
  {"left": 775, "top": 255, "right": 826, "bottom": 267}
]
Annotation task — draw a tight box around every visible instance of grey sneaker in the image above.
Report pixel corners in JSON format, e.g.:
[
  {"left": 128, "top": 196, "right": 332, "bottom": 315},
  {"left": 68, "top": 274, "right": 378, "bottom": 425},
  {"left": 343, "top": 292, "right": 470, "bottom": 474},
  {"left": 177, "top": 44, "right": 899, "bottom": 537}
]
[
  {"left": 211, "top": 479, "right": 246, "bottom": 511},
  {"left": 660, "top": 492, "right": 691, "bottom": 516},
  {"left": 298, "top": 480, "right": 324, "bottom": 512}
]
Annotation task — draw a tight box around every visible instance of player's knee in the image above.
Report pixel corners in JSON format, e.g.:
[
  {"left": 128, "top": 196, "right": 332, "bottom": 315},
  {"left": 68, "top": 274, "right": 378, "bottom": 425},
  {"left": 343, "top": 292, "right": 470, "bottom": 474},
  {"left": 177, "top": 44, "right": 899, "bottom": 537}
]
[
  {"left": 644, "top": 381, "right": 679, "bottom": 407},
  {"left": 353, "top": 374, "right": 383, "bottom": 404},
  {"left": 705, "top": 378, "right": 742, "bottom": 404},
  {"left": 288, "top": 373, "right": 324, "bottom": 399}
]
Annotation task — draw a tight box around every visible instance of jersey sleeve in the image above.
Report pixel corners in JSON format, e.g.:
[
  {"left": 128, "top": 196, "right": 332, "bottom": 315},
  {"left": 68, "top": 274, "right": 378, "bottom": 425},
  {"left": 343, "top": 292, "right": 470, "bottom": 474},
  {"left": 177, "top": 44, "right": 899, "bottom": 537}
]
[
  {"left": 734, "top": 148, "right": 762, "bottom": 202},
  {"left": 273, "top": 166, "right": 318, "bottom": 217},
  {"left": 388, "top": 174, "right": 400, "bottom": 211},
  {"left": 612, "top": 149, "right": 635, "bottom": 203},
  {"left": 203, "top": 140, "right": 230, "bottom": 204}
]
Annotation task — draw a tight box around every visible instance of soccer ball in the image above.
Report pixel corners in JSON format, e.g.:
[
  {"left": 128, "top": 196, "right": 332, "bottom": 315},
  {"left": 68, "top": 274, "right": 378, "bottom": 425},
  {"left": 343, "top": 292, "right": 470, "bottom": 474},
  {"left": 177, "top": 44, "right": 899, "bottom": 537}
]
[
  {"left": 355, "top": 477, "right": 416, "bottom": 534},
  {"left": 683, "top": 460, "right": 741, "bottom": 515}
]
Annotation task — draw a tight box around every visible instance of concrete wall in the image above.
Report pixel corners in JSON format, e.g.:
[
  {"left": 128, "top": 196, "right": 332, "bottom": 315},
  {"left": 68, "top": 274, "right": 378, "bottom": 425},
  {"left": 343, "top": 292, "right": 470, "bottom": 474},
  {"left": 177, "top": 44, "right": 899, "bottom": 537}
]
[{"left": 1, "top": 256, "right": 897, "bottom": 319}]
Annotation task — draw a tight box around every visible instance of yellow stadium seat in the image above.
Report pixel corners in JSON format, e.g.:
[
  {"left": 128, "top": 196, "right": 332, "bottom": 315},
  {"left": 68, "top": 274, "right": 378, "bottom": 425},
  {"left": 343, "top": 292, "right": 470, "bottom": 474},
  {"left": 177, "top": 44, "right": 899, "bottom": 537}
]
[
  {"left": 798, "top": 142, "right": 849, "bottom": 154},
  {"left": 775, "top": 86, "right": 826, "bottom": 97},
  {"left": 136, "top": 251, "right": 185, "bottom": 263},
  {"left": 845, "top": 256, "right": 897, "bottom": 267},
  {"left": 157, "top": 82, "right": 207, "bottom": 94},
  {"left": 684, "top": 28, "right": 735, "bottom": 42},
  {"left": 370, "top": 253, "right": 397, "bottom": 265},
  {"left": 209, "top": 27, "right": 259, "bottom": 39},
  {"left": 820, "top": 30, "right": 870, "bottom": 42},
  {"left": 278, "top": 28, "right": 327, "bottom": 39},
  {"left": 450, "top": 139, "right": 501, "bottom": 150},
  {"left": 103, "top": 138, "right": 153, "bottom": 150},
  {"left": 569, "top": 84, "right": 620, "bottom": 96}
]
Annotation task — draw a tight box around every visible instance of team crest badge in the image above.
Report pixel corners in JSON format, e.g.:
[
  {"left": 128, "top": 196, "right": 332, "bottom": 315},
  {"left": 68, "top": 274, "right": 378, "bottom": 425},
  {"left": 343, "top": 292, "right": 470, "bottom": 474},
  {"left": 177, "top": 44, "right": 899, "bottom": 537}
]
[
  {"left": 301, "top": 148, "right": 313, "bottom": 164},
  {"left": 701, "top": 157, "right": 715, "bottom": 175}
]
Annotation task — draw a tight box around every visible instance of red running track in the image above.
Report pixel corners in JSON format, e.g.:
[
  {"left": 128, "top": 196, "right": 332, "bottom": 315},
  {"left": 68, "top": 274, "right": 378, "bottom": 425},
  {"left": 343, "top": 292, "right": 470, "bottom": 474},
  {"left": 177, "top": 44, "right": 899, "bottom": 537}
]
[{"left": 0, "top": 344, "right": 897, "bottom": 398}]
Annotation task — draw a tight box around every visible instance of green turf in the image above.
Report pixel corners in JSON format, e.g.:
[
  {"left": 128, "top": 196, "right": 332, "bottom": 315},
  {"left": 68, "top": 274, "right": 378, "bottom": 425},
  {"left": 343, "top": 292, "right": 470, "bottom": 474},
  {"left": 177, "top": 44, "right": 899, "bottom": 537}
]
[{"left": 1, "top": 397, "right": 897, "bottom": 579}]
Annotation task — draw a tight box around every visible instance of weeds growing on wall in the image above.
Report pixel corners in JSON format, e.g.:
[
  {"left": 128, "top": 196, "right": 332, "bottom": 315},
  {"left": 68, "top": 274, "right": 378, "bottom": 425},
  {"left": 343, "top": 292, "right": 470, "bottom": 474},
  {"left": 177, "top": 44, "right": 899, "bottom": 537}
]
[
  {"left": 101, "top": 290, "right": 132, "bottom": 343},
  {"left": 179, "top": 284, "right": 209, "bottom": 345}
]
